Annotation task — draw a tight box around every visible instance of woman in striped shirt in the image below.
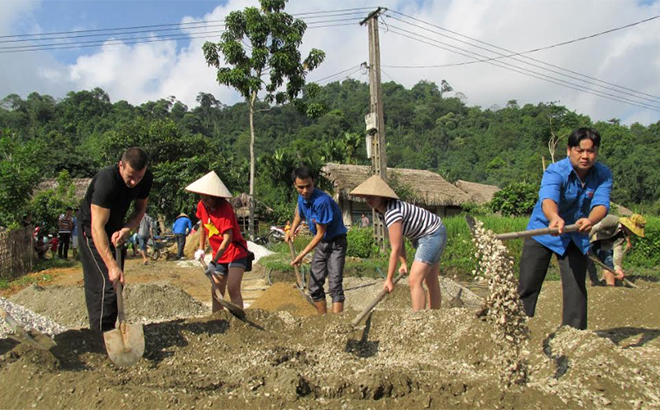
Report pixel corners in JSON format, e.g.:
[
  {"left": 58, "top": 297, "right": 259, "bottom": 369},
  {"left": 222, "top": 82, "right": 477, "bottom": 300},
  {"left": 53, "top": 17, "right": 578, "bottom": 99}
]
[{"left": 351, "top": 175, "right": 448, "bottom": 311}]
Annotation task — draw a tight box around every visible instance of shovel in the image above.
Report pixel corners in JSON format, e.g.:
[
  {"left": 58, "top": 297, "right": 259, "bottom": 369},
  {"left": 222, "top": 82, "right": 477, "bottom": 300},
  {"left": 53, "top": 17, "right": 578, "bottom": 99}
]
[
  {"left": 0, "top": 305, "right": 56, "bottom": 350},
  {"left": 288, "top": 241, "right": 316, "bottom": 307},
  {"left": 351, "top": 272, "right": 405, "bottom": 326},
  {"left": 198, "top": 259, "right": 247, "bottom": 321},
  {"left": 588, "top": 255, "right": 638, "bottom": 289},
  {"left": 103, "top": 247, "right": 145, "bottom": 367},
  {"left": 465, "top": 215, "right": 579, "bottom": 241}
]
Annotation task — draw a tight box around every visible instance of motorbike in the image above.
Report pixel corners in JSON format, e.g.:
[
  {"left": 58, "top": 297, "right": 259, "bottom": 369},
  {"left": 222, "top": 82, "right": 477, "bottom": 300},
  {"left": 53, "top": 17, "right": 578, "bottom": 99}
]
[{"left": 254, "top": 225, "right": 302, "bottom": 248}]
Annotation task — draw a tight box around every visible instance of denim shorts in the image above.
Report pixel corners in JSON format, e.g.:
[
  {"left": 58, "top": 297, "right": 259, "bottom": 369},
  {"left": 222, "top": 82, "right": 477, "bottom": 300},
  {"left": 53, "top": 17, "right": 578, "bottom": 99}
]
[
  {"left": 137, "top": 235, "right": 148, "bottom": 251},
  {"left": 412, "top": 224, "right": 447, "bottom": 265},
  {"left": 213, "top": 257, "right": 248, "bottom": 277}
]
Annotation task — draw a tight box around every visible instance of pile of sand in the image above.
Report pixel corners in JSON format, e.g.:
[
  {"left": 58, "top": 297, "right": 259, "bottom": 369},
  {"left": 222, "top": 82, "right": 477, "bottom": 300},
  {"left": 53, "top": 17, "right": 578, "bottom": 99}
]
[{"left": 249, "top": 282, "right": 317, "bottom": 317}]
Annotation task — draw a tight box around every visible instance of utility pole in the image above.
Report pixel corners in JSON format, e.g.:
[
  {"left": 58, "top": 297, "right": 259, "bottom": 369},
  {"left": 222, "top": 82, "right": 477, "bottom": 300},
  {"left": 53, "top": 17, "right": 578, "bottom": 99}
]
[{"left": 361, "top": 7, "right": 388, "bottom": 252}]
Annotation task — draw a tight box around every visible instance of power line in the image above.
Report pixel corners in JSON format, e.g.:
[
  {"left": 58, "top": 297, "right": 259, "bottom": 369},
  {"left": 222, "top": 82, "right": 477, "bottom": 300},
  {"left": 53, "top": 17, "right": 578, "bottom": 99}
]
[
  {"left": 0, "top": 7, "right": 371, "bottom": 40},
  {"left": 384, "top": 10, "right": 660, "bottom": 103},
  {"left": 314, "top": 65, "right": 363, "bottom": 85},
  {"left": 389, "top": 10, "right": 660, "bottom": 59},
  {"left": 0, "top": 18, "right": 361, "bottom": 54},
  {"left": 383, "top": 25, "right": 660, "bottom": 112}
]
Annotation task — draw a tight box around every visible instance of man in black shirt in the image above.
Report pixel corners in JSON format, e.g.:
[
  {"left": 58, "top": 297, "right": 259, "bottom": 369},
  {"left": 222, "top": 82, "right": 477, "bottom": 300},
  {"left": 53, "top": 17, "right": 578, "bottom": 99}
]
[{"left": 78, "top": 147, "right": 153, "bottom": 332}]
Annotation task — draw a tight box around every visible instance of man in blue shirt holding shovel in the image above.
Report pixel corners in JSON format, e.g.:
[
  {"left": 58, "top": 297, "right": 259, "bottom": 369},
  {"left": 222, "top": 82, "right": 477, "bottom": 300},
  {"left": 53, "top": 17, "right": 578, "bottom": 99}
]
[{"left": 518, "top": 127, "right": 612, "bottom": 330}]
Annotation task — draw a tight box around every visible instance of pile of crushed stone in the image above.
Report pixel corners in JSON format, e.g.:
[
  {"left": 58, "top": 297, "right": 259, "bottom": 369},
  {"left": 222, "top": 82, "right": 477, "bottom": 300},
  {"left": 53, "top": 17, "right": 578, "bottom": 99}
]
[
  {"left": 0, "top": 297, "right": 66, "bottom": 338},
  {"left": 8, "top": 283, "right": 207, "bottom": 329},
  {"left": 3, "top": 297, "right": 658, "bottom": 410}
]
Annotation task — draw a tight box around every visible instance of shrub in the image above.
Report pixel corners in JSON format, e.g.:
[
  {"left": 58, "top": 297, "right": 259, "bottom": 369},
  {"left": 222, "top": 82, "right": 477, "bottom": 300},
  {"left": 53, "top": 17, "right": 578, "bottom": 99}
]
[
  {"left": 489, "top": 182, "right": 538, "bottom": 216},
  {"left": 346, "top": 227, "right": 375, "bottom": 258}
]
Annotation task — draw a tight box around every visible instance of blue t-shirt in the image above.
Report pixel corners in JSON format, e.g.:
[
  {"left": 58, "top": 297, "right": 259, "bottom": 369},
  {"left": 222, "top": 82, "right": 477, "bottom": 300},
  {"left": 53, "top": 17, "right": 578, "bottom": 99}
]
[
  {"left": 527, "top": 157, "right": 612, "bottom": 255},
  {"left": 172, "top": 217, "right": 192, "bottom": 235},
  {"left": 297, "top": 189, "right": 347, "bottom": 241}
]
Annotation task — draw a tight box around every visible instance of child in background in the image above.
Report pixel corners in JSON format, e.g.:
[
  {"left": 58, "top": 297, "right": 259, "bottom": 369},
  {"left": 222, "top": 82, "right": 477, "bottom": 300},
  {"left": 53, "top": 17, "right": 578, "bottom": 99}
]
[{"left": 49, "top": 233, "right": 59, "bottom": 258}]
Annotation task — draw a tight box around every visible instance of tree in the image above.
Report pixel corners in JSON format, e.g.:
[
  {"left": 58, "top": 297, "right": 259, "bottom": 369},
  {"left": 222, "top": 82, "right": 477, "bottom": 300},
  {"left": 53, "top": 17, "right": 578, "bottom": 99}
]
[
  {"left": 0, "top": 128, "right": 41, "bottom": 228},
  {"left": 202, "top": 0, "right": 325, "bottom": 239}
]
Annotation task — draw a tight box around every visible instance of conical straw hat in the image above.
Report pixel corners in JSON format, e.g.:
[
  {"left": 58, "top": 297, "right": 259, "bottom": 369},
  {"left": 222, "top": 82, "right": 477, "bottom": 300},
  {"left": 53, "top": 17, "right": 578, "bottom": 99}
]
[
  {"left": 184, "top": 171, "right": 232, "bottom": 198},
  {"left": 620, "top": 213, "right": 646, "bottom": 237},
  {"left": 350, "top": 175, "right": 399, "bottom": 200}
]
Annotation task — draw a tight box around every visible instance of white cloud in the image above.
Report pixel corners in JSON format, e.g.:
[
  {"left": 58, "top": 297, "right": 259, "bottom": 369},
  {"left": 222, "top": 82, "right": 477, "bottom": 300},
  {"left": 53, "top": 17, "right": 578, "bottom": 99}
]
[{"left": 1, "top": 0, "right": 659, "bottom": 125}]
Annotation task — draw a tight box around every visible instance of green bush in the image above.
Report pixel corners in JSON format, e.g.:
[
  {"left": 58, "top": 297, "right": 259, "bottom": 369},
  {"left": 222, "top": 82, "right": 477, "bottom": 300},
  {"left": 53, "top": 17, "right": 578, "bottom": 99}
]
[
  {"left": 346, "top": 227, "right": 375, "bottom": 258},
  {"left": 489, "top": 182, "right": 538, "bottom": 216},
  {"left": 625, "top": 216, "right": 660, "bottom": 269}
]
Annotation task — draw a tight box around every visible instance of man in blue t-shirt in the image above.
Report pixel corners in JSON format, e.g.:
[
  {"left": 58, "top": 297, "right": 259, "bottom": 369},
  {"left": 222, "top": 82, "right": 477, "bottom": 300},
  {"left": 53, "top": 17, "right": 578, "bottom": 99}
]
[
  {"left": 172, "top": 213, "right": 193, "bottom": 260},
  {"left": 518, "top": 127, "right": 612, "bottom": 330},
  {"left": 285, "top": 166, "right": 348, "bottom": 314}
]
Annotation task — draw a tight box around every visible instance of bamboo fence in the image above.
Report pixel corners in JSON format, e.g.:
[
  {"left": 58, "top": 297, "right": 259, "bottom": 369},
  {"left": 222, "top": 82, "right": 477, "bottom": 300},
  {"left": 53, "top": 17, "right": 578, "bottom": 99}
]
[{"left": 0, "top": 227, "right": 33, "bottom": 280}]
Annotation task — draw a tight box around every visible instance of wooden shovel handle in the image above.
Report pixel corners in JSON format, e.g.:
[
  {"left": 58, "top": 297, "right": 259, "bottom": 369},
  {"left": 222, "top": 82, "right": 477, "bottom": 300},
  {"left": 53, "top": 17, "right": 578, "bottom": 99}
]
[
  {"left": 495, "top": 224, "right": 580, "bottom": 241},
  {"left": 288, "top": 241, "right": 304, "bottom": 289},
  {"left": 115, "top": 247, "right": 126, "bottom": 323},
  {"left": 351, "top": 272, "right": 404, "bottom": 326},
  {"left": 588, "top": 255, "right": 638, "bottom": 289}
]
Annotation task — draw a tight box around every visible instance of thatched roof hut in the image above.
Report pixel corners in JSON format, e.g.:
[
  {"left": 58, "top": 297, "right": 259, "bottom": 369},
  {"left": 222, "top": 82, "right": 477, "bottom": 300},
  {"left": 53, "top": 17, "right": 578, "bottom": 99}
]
[
  {"left": 322, "top": 163, "right": 471, "bottom": 207},
  {"left": 35, "top": 178, "right": 92, "bottom": 201},
  {"left": 454, "top": 180, "right": 501, "bottom": 204},
  {"left": 321, "top": 163, "right": 471, "bottom": 226}
]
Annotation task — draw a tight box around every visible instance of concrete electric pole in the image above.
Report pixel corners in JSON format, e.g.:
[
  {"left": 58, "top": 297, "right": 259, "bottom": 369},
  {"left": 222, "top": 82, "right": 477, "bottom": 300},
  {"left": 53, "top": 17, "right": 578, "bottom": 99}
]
[{"left": 361, "top": 7, "right": 388, "bottom": 252}]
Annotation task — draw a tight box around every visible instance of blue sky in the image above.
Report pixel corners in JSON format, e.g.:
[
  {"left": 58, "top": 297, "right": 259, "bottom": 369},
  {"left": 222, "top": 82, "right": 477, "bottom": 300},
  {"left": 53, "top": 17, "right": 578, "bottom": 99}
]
[{"left": 1, "top": 0, "right": 660, "bottom": 125}]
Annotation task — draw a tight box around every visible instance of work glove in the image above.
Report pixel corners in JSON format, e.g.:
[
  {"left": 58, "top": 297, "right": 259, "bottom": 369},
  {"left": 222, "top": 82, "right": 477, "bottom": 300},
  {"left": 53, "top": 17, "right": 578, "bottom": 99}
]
[
  {"left": 194, "top": 249, "right": 205, "bottom": 261},
  {"left": 205, "top": 261, "right": 219, "bottom": 276}
]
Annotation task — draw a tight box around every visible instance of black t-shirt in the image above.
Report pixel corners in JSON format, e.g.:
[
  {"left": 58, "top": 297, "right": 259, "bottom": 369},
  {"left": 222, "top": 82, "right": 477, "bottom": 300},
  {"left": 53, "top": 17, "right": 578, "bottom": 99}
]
[{"left": 78, "top": 165, "right": 153, "bottom": 238}]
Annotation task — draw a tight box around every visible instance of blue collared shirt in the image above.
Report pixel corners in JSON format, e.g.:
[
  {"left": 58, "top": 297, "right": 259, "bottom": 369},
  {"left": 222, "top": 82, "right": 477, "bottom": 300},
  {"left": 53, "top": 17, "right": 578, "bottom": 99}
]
[
  {"left": 527, "top": 157, "right": 612, "bottom": 255},
  {"left": 172, "top": 217, "right": 192, "bottom": 235},
  {"left": 297, "top": 188, "right": 347, "bottom": 241}
]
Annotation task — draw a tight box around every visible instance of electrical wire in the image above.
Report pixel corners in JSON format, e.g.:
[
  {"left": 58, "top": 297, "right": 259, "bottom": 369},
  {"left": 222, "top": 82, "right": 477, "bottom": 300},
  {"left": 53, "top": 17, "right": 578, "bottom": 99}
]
[
  {"left": 384, "top": 11, "right": 660, "bottom": 103},
  {"left": 314, "top": 65, "right": 363, "bottom": 85},
  {"left": 0, "top": 18, "right": 362, "bottom": 54},
  {"left": 383, "top": 25, "right": 660, "bottom": 112}
]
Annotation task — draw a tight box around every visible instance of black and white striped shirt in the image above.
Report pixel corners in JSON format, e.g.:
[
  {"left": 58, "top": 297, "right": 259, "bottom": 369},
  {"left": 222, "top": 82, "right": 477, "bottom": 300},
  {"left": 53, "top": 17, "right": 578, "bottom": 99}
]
[{"left": 379, "top": 200, "right": 443, "bottom": 241}]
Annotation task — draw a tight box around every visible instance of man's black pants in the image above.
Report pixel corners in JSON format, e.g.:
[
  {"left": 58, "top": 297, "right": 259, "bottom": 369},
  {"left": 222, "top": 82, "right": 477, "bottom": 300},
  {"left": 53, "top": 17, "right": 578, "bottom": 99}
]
[
  {"left": 176, "top": 234, "right": 186, "bottom": 259},
  {"left": 79, "top": 222, "right": 126, "bottom": 332},
  {"left": 518, "top": 238, "right": 588, "bottom": 330},
  {"left": 58, "top": 232, "right": 71, "bottom": 259}
]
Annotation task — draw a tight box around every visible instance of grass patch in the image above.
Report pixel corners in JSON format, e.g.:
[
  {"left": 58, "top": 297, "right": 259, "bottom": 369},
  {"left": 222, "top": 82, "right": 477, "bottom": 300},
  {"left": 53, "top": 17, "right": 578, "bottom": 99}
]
[{"left": 33, "top": 257, "right": 79, "bottom": 272}]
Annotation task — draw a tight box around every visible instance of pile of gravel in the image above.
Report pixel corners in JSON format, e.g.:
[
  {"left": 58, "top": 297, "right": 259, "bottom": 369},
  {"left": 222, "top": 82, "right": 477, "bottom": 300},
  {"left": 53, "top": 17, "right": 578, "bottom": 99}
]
[
  {"left": 8, "top": 283, "right": 208, "bottom": 330},
  {"left": 0, "top": 296, "right": 66, "bottom": 338}
]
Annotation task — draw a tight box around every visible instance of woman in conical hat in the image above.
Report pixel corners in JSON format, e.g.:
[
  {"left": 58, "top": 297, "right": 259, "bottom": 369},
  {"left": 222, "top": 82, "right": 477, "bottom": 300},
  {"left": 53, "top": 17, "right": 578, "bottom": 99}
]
[
  {"left": 186, "top": 171, "right": 249, "bottom": 311},
  {"left": 588, "top": 213, "right": 646, "bottom": 286},
  {"left": 350, "top": 175, "right": 448, "bottom": 311}
]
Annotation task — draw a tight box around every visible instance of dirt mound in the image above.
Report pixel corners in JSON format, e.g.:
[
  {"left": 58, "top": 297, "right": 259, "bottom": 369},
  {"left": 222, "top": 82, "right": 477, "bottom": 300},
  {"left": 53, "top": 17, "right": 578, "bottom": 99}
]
[
  {"left": 249, "top": 282, "right": 317, "bottom": 317},
  {"left": 9, "top": 283, "right": 207, "bottom": 329}
]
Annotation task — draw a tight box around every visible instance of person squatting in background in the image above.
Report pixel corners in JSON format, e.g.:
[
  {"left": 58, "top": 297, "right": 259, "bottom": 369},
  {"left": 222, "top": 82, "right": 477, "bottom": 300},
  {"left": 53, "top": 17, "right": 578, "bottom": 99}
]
[{"left": 587, "top": 213, "right": 646, "bottom": 286}]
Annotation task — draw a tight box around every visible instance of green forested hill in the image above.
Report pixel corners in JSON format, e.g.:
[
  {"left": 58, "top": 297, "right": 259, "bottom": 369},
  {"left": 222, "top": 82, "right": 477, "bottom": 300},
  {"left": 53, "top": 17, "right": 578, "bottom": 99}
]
[{"left": 1, "top": 79, "right": 659, "bottom": 227}]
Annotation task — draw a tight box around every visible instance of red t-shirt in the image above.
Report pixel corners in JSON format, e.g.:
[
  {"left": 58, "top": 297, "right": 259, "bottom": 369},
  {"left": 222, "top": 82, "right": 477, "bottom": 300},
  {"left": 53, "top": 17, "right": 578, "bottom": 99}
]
[{"left": 196, "top": 200, "right": 248, "bottom": 263}]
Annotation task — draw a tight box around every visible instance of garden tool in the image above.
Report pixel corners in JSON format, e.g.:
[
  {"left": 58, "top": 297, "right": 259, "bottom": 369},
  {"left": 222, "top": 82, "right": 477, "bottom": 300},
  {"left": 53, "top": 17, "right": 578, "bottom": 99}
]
[
  {"left": 351, "top": 272, "right": 405, "bottom": 326},
  {"left": 0, "top": 305, "right": 56, "bottom": 350},
  {"left": 198, "top": 259, "right": 247, "bottom": 321},
  {"left": 103, "top": 247, "right": 145, "bottom": 367},
  {"left": 288, "top": 241, "right": 316, "bottom": 307},
  {"left": 588, "top": 254, "right": 638, "bottom": 289},
  {"left": 465, "top": 215, "right": 579, "bottom": 240}
]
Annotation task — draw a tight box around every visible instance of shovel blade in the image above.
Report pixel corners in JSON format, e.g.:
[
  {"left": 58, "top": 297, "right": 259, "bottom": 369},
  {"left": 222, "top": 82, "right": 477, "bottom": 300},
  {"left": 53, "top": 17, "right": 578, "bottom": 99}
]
[{"left": 103, "top": 323, "right": 145, "bottom": 367}]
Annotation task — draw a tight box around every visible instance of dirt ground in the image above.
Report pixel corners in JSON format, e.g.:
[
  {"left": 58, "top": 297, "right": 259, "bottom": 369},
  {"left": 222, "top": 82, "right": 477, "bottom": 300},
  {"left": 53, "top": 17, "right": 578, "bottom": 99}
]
[{"left": 1, "top": 255, "right": 659, "bottom": 409}]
